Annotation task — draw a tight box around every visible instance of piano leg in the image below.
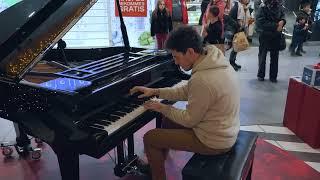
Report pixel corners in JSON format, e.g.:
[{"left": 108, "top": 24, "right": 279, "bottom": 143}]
[
  {"left": 114, "top": 137, "right": 139, "bottom": 177},
  {"left": 56, "top": 150, "right": 79, "bottom": 180},
  {"left": 114, "top": 142, "right": 126, "bottom": 177},
  {"left": 127, "top": 134, "right": 135, "bottom": 160},
  {"left": 52, "top": 136, "right": 80, "bottom": 180}
]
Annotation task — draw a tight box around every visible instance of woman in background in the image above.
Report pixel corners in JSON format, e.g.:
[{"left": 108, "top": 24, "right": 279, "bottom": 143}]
[
  {"left": 151, "top": 0, "right": 173, "bottom": 49},
  {"left": 202, "top": 0, "right": 226, "bottom": 38}
]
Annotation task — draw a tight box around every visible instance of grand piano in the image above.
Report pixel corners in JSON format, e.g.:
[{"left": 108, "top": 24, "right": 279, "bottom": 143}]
[{"left": 0, "top": 0, "right": 189, "bottom": 179}]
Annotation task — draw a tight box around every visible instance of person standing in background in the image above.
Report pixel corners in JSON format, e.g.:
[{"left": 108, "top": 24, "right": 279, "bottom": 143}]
[
  {"left": 256, "top": 0, "right": 285, "bottom": 83},
  {"left": 202, "top": 6, "right": 224, "bottom": 45},
  {"left": 202, "top": 0, "right": 226, "bottom": 37},
  {"left": 296, "top": 0, "right": 312, "bottom": 54},
  {"left": 290, "top": 15, "right": 308, "bottom": 56},
  {"left": 168, "top": 0, "right": 189, "bottom": 29},
  {"left": 228, "top": 0, "right": 251, "bottom": 71},
  {"left": 199, "top": 0, "right": 211, "bottom": 25},
  {"left": 151, "top": 0, "right": 173, "bottom": 49}
]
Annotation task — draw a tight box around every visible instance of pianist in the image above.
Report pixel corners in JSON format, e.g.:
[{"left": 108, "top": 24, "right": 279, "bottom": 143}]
[{"left": 130, "top": 26, "right": 240, "bottom": 180}]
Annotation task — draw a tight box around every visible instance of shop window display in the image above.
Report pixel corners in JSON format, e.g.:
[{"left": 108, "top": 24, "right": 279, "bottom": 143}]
[
  {"left": 186, "top": 0, "right": 201, "bottom": 25},
  {"left": 60, "top": 0, "right": 157, "bottom": 48}
]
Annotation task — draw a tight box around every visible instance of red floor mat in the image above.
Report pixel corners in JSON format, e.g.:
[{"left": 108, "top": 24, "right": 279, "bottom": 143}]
[{"left": 253, "top": 139, "right": 320, "bottom": 180}]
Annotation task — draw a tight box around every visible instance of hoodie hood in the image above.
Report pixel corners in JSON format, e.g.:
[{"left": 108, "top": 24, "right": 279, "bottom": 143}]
[{"left": 192, "top": 45, "right": 228, "bottom": 74}]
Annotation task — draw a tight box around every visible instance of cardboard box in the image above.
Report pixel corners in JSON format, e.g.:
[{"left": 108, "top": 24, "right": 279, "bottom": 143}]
[{"left": 302, "top": 65, "right": 320, "bottom": 87}]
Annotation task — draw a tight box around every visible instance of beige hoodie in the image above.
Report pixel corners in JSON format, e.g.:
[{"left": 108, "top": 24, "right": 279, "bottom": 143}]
[{"left": 159, "top": 45, "right": 240, "bottom": 149}]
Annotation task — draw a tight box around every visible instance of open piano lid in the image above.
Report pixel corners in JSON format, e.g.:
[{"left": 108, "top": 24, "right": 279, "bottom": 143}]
[{"left": 0, "top": 0, "right": 97, "bottom": 82}]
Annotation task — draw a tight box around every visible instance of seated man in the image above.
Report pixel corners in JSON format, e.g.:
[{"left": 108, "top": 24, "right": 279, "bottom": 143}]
[{"left": 130, "top": 26, "right": 240, "bottom": 180}]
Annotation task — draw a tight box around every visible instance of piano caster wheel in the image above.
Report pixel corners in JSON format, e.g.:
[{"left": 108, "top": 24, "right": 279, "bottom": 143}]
[
  {"left": 31, "top": 148, "right": 41, "bottom": 160},
  {"left": 1, "top": 146, "right": 13, "bottom": 157},
  {"left": 35, "top": 138, "right": 43, "bottom": 145}
]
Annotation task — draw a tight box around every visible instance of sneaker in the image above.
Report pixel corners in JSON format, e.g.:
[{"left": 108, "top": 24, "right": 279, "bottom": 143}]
[
  {"left": 270, "top": 79, "right": 278, "bottom": 83},
  {"left": 258, "top": 77, "right": 264, "bottom": 81},
  {"left": 296, "top": 52, "right": 303, "bottom": 56}
]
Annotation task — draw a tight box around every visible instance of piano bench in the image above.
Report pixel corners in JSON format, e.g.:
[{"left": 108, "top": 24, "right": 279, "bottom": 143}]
[{"left": 182, "top": 131, "right": 258, "bottom": 180}]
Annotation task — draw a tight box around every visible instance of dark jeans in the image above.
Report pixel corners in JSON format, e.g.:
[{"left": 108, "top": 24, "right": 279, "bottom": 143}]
[
  {"left": 229, "top": 49, "right": 238, "bottom": 65},
  {"left": 290, "top": 41, "right": 303, "bottom": 53},
  {"left": 257, "top": 46, "right": 279, "bottom": 80}
]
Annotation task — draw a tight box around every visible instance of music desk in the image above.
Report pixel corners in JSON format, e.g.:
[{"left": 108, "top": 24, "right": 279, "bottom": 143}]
[{"left": 283, "top": 77, "right": 320, "bottom": 148}]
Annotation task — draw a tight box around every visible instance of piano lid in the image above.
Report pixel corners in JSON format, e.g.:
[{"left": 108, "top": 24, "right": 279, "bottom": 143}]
[{"left": 0, "top": 0, "right": 97, "bottom": 82}]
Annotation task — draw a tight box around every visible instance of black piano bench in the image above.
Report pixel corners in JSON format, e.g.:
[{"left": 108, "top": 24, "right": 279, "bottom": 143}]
[{"left": 182, "top": 131, "right": 258, "bottom": 180}]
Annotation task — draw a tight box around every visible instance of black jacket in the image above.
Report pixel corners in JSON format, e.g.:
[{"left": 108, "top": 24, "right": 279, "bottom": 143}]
[
  {"left": 256, "top": 5, "right": 286, "bottom": 50},
  {"left": 204, "top": 20, "right": 224, "bottom": 44},
  {"left": 292, "top": 23, "right": 307, "bottom": 43},
  {"left": 150, "top": 10, "right": 173, "bottom": 36},
  {"left": 297, "top": 10, "right": 312, "bottom": 40}
]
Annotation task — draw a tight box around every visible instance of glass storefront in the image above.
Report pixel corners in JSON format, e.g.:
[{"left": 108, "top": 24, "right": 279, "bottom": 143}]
[
  {"left": 186, "top": 0, "right": 201, "bottom": 25},
  {"left": 60, "top": 0, "right": 157, "bottom": 48}
]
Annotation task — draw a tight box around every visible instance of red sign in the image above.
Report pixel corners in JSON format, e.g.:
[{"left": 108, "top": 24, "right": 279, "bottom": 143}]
[{"left": 115, "top": 0, "right": 147, "bottom": 17}]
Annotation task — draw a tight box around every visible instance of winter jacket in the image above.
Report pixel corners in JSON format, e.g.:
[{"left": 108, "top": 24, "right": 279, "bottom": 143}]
[
  {"left": 297, "top": 10, "right": 313, "bottom": 41},
  {"left": 292, "top": 23, "right": 307, "bottom": 44},
  {"left": 256, "top": 5, "right": 286, "bottom": 50},
  {"left": 150, "top": 9, "right": 173, "bottom": 37}
]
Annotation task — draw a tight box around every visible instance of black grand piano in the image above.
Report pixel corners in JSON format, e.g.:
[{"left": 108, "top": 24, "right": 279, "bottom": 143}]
[{"left": 0, "top": 0, "right": 189, "bottom": 179}]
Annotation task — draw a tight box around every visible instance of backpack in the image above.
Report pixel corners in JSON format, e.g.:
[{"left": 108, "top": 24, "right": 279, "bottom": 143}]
[{"left": 229, "top": 1, "right": 239, "bottom": 21}]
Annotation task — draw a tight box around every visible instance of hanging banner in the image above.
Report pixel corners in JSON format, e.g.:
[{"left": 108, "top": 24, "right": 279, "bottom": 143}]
[{"left": 115, "top": 0, "right": 147, "bottom": 17}]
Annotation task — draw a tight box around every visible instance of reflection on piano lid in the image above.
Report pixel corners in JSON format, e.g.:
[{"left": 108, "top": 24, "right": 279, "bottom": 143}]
[
  {"left": 138, "top": 49, "right": 170, "bottom": 56},
  {"left": 39, "top": 78, "right": 91, "bottom": 92},
  {"left": 0, "top": 0, "right": 98, "bottom": 81}
]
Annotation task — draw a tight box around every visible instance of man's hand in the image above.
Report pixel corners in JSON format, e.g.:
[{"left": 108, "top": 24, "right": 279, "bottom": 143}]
[
  {"left": 278, "top": 20, "right": 285, "bottom": 27},
  {"left": 277, "top": 20, "right": 285, "bottom": 32},
  {"left": 130, "top": 86, "right": 158, "bottom": 98},
  {"left": 144, "top": 100, "right": 167, "bottom": 112},
  {"left": 277, "top": 26, "right": 283, "bottom": 32}
]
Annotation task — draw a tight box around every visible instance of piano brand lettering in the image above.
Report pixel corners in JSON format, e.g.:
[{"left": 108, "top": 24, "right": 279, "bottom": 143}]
[{"left": 115, "top": 0, "right": 147, "bottom": 17}]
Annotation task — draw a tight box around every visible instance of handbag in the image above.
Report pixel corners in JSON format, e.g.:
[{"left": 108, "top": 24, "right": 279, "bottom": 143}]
[
  {"left": 232, "top": 31, "right": 249, "bottom": 52},
  {"left": 278, "top": 33, "right": 286, "bottom": 51}
]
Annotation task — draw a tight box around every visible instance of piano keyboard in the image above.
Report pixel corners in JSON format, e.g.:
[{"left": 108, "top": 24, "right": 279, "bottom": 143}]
[{"left": 86, "top": 80, "right": 187, "bottom": 135}]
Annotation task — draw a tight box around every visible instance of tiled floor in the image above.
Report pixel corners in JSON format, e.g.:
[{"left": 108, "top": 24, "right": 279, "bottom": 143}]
[{"left": 240, "top": 124, "right": 320, "bottom": 173}]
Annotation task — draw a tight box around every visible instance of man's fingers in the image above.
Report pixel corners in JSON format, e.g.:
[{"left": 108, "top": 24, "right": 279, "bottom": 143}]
[
  {"left": 138, "top": 94, "right": 147, "bottom": 98},
  {"left": 130, "top": 86, "right": 142, "bottom": 95}
]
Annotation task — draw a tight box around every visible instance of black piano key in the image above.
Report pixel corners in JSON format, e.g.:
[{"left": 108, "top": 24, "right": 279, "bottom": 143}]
[
  {"left": 122, "top": 106, "right": 134, "bottom": 113},
  {"left": 108, "top": 115, "right": 120, "bottom": 121},
  {"left": 95, "top": 120, "right": 111, "bottom": 126},
  {"left": 90, "top": 124, "right": 105, "bottom": 130},
  {"left": 81, "top": 126, "right": 106, "bottom": 134},
  {"left": 112, "top": 111, "right": 126, "bottom": 116}
]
